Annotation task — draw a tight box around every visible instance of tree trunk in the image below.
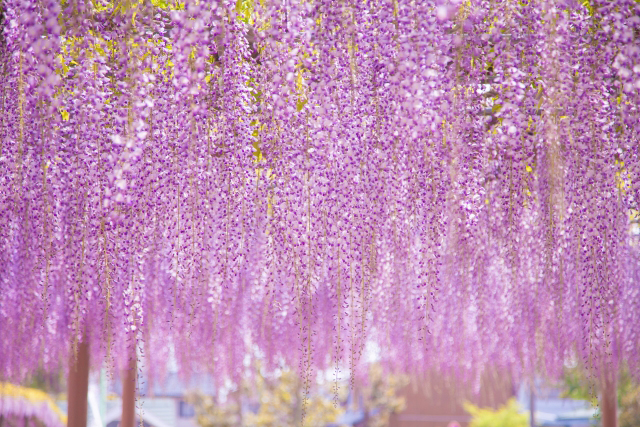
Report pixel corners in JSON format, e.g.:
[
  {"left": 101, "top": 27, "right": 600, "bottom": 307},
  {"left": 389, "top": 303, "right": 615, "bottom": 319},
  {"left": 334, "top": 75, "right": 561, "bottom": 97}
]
[
  {"left": 68, "top": 339, "right": 90, "bottom": 427},
  {"left": 601, "top": 375, "right": 617, "bottom": 427},
  {"left": 121, "top": 352, "right": 137, "bottom": 427}
]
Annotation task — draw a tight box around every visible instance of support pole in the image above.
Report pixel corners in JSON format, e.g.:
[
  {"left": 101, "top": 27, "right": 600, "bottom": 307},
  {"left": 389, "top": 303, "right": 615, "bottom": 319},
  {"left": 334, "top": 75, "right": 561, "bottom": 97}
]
[
  {"left": 529, "top": 381, "right": 535, "bottom": 427},
  {"left": 68, "top": 339, "right": 90, "bottom": 427},
  {"left": 601, "top": 374, "right": 617, "bottom": 427},
  {"left": 121, "top": 352, "right": 137, "bottom": 427},
  {"left": 100, "top": 367, "right": 107, "bottom": 427}
]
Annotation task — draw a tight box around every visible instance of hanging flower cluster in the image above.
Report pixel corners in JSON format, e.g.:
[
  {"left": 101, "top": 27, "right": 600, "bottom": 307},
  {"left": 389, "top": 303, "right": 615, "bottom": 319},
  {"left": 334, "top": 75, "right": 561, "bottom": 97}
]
[{"left": 1, "top": 0, "right": 639, "bottom": 388}]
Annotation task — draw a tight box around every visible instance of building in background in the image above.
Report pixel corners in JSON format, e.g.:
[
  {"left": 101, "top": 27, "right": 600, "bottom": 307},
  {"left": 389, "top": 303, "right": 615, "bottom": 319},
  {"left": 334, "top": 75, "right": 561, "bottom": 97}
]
[
  {"left": 517, "top": 382, "right": 597, "bottom": 427},
  {"left": 105, "top": 372, "right": 215, "bottom": 427},
  {"left": 388, "top": 370, "right": 513, "bottom": 427}
]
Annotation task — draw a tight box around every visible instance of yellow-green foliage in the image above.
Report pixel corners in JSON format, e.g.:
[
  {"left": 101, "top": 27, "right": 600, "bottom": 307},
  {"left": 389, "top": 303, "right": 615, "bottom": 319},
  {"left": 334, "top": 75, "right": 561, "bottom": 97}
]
[
  {"left": 561, "top": 365, "right": 640, "bottom": 426},
  {"left": 0, "top": 382, "right": 67, "bottom": 425},
  {"left": 361, "top": 364, "right": 408, "bottom": 427},
  {"left": 188, "top": 368, "right": 343, "bottom": 427},
  {"left": 464, "top": 398, "right": 528, "bottom": 427},
  {"left": 620, "top": 384, "right": 640, "bottom": 427},
  {"left": 188, "top": 394, "right": 241, "bottom": 427},
  {"left": 245, "top": 369, "right": 342, "bottom": 427}
]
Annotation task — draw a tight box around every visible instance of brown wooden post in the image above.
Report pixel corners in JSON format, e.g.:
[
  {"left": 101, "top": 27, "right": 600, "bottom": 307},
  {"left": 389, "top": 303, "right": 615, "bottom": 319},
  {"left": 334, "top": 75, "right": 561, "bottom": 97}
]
[
  {"left": 601, "top": 373, "right": 618, "bottom": 427},
  {"left": 68, "top": 339, "right": 90, "bottom": 427},
  {"left": 121, "top": 352, "right": 137, "bottom": 427}
]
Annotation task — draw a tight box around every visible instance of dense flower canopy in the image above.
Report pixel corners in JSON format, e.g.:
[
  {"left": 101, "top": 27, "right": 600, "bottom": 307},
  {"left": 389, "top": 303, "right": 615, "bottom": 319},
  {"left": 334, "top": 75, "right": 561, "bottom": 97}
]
[{"left": 1, "top": 0, "right": 640, "bottom": 390}]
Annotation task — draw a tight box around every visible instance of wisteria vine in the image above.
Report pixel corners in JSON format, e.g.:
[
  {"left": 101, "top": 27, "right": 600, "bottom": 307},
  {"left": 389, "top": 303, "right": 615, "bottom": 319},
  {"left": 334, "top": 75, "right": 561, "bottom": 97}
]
[{"left": 1, "top": 0, "right": 640, "bottom": 391}]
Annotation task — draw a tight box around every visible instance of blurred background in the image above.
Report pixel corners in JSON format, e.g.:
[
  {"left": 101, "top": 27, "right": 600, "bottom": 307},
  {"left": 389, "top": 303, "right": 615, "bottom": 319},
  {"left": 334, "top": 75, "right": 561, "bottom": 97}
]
[{"left": 5, "top": 356, "right": 639, "bottom": 427}]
